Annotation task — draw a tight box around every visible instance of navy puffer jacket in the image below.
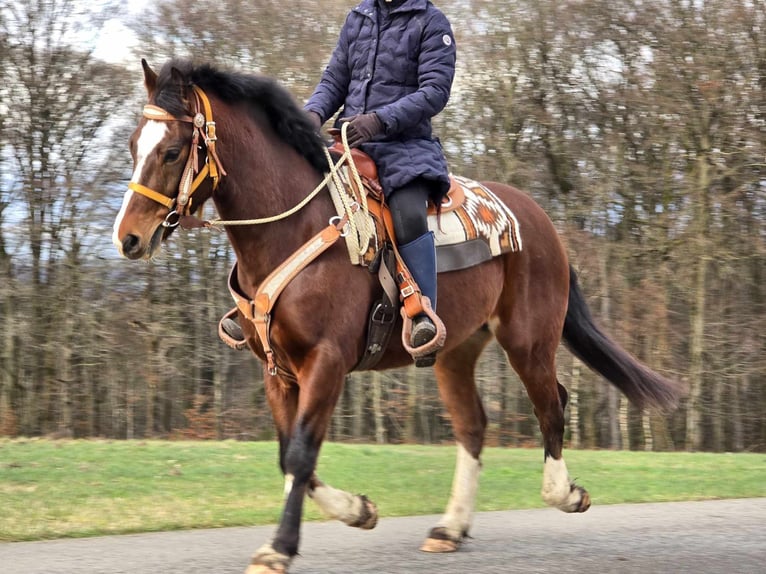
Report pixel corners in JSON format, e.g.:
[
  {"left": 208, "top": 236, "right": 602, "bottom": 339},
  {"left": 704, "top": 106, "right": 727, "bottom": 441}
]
[{"left": 305, "top": 0, "right": 456, "bottom": 198}]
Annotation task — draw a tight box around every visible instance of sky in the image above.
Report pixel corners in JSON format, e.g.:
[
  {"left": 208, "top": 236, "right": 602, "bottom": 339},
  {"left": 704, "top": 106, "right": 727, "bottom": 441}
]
[{"left": 92, "top": 0, "right": 148, "bottom": 64}]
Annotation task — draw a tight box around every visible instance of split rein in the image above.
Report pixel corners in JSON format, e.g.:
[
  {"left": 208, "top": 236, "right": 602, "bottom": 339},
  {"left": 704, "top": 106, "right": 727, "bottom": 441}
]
[{"left": 130, "top": 85, "right": 367, "bottom": 235}]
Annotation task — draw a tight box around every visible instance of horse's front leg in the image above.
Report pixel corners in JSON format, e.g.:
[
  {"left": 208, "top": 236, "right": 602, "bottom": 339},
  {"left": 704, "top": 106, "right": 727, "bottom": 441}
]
[
  {"left": 247, "top": 358, "right": 346, "bottom": 574},
  {"left": 307, "top": 473, "right": 378, "bottom": 529}
]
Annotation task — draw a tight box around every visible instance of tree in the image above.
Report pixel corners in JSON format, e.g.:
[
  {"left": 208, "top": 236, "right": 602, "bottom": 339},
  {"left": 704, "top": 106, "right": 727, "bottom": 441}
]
[{"left": 0, "top": 0, "right": 133, "bottom": 435}]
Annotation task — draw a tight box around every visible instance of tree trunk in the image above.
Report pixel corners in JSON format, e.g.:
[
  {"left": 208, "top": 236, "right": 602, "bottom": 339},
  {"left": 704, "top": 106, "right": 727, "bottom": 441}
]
[
  {"left": 599, "top": 251, "right": 621, "bottom": 449},
  {"left": 352, "top": 376, "right": 365, "bottom": 440},
  {"left": 405, "top": 367, "right": 418, "bottom": 443},
  {"left": 569, "top": 357, "right": 580, "bottom": 449},
  {"left": 686, "top": 146, "right": 710, "bottom": 451},
  {"left": 371, "top": 371, "right": 386, "bottom": 444}
]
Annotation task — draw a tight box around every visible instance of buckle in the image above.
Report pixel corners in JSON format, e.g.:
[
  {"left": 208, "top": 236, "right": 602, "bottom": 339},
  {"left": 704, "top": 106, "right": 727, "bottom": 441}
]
[
  {"left": 371, "top": 303, "right": 395, "bottom": 324},
  {"left": 400, "top": 285, "right": 415, "bottom": 298}
]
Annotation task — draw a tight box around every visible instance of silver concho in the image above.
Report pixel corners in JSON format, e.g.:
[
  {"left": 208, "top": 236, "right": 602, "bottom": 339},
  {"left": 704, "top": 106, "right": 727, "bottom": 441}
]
[{"left": 193, "top": 113, "right": 206, "bottom": 128}]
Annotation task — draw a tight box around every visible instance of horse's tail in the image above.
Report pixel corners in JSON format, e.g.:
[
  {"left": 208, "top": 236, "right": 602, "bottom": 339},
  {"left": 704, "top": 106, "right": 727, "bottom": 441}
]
[{"left": 562, "top": 265, "right": 683, "bottom": 410}]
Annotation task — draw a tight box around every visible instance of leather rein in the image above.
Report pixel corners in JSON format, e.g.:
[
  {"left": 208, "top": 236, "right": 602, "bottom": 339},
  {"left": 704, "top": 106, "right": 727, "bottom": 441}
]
[{"left": 128, "top": 85, "right": 227, "bottom": 228}]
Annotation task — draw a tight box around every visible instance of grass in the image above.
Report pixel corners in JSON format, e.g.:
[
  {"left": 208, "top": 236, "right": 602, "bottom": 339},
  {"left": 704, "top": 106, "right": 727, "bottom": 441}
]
[{"left": 1, "top": 439, "right": 764, "bottom": 542}]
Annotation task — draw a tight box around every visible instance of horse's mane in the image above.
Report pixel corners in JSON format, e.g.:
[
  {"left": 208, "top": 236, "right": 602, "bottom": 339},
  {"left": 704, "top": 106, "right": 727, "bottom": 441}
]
[{"left": 154, "top": 59, "right": 327, "bottom": 174}]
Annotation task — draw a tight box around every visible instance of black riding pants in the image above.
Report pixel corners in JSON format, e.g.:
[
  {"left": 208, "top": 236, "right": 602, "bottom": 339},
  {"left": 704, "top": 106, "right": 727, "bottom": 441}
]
[{"left": 387, "top": 177, "right": 434, "bottom": 245}]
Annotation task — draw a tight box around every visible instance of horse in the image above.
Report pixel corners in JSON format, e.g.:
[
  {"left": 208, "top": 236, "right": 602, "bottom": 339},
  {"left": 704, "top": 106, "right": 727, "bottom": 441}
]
[{"left": 113, "top": 59, "right": 682, "bottom": 574}]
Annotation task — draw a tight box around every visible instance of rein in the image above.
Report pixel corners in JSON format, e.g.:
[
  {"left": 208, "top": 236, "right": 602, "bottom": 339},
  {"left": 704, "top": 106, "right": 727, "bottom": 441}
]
[
  {"left": 203, "top": 123, "right": 368, "bottom": 232},
  {"left": 173, "top": 114, "right": 374, "bottom": 259},
  {"left": 128, "top": 85, "right": 226, "bottom": 228},
  {"left": 135, "top": 84, "right": 369, "bottom": 246}
]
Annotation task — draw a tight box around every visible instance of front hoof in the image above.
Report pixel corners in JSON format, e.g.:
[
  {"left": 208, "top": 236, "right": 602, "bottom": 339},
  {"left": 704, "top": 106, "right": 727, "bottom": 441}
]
[
  {"left": 420, "top": 526, "right": 462, "bottom": 553},
  {"left": 348, "top": 494, "right": 378, "bottom": 530},
  {"left": 246, "top": 544, "right": 291, "bottom": 574}
]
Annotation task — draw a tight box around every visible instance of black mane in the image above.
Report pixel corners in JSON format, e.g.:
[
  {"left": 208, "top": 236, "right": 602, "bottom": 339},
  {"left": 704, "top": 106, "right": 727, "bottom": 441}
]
[{"left": 154, "top": 59, "right": 327, "bottom": 174}]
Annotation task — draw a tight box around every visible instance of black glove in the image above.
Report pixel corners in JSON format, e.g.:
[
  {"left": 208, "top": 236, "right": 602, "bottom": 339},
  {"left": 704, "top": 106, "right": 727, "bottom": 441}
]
[
  {"left": 306, "top": 111, "right": 323, "bottom": 131},
  {"left": 341, "top": 113, "right": 384, "bottom": 148}
]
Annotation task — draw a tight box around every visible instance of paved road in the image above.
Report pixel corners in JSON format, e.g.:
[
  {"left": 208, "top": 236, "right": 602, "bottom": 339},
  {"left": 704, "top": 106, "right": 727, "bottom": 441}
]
[{"left": 3, "top": 499, "right": 765, "bottom": 573}]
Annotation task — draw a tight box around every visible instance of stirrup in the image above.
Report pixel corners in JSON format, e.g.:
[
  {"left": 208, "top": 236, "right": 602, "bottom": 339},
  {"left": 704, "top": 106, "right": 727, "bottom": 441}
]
[
  {"left": 218, "top": 308, "right": 248, "bottom": 350},
  {"left": 401, "top": 297, "right": 446, "bottom": 367}
]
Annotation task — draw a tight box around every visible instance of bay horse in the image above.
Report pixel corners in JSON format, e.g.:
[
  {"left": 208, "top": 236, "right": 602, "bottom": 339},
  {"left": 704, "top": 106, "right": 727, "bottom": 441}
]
[{"left": 113, "top": 59, "right": 681, "bottom": 574}]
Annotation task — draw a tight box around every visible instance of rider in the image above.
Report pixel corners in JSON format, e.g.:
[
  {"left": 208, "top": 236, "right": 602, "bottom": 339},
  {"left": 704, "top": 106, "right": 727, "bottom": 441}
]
[{"left": 305, "top": 0, "right": 456, "bottom": 362}]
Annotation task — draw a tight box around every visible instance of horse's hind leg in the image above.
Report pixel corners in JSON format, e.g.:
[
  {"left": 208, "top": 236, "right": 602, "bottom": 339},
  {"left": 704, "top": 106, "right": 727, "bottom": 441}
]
[
  {"left": 421, "top": 326, "right": 492, "bottom": 553},
  {"left": 496, "top": 325, "right": 591, "bottom": 513}
]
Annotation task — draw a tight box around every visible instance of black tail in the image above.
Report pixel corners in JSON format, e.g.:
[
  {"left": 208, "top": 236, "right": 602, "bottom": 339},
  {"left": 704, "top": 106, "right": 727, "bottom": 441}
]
[{"left": 562, "top": 266, "right": 683, "bottom": 410}]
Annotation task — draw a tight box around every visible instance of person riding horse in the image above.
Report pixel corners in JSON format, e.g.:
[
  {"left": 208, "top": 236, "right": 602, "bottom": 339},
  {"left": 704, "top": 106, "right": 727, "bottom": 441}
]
[
  {"left": 306, "top": 0, "right": 456, "bottom": 363},
  {"left": 224, "top": 0, "right": 455, "bottom": 365}
]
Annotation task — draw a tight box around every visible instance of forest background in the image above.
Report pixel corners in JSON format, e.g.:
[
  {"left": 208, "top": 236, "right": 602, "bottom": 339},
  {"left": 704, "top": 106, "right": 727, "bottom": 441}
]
[{"left": 0, "top": 0, "right": 763, "bottom": 453}]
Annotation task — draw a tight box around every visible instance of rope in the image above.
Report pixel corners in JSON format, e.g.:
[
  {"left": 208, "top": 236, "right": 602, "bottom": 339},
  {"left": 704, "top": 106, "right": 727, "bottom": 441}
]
[{"left": 206, "top": 123, "right": 370, "bottom": 241}]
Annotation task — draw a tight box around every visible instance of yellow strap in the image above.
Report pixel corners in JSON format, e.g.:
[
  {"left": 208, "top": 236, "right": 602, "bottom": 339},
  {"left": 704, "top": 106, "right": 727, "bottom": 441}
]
[
  {"left": 133, "top": 86, "right": 225, "bottom": 214},
  {"left": 142, "top": 104, "right": 194, "bottom": 123},
  {"left": 192, "top": 165, "right": 210, "bottom": 193},
  {"left": 128, "top": 182, "right": 176, "bottom": 209}
]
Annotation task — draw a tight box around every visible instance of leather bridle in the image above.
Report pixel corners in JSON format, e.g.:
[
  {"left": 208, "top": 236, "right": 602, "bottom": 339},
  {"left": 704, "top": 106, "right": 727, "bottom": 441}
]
[{"left": 128, "top": 85, "right": 227, "bottom": 228}]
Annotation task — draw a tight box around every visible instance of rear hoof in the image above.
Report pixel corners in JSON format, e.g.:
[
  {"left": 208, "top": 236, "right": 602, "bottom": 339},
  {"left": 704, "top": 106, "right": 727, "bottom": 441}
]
[
  {"left": 557, "top": 483, "right": 591, "bottom": 513},
  {"left": 420, "top": 526, "right": 462, "bottom": 553},
  {"left": 421, "top": 537, "right": 459, "bottom": 553},
  {"left": 572, "top": 485, "right": 591, "bottom": 512},
  {"left": 348, "top": 494, "right": 378, "bottom": 530},
  {"left": 247, "top": 544, "right": 291, "bottom": 574},
  {"left": 245, "top": 566, "right": 286, "bottom": 574}
]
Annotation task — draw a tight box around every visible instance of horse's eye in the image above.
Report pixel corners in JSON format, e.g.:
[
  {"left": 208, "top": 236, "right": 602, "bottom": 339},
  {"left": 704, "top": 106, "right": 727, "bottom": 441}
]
[{"left": 164, "top": 149, "right": 181, "bottom": 163}]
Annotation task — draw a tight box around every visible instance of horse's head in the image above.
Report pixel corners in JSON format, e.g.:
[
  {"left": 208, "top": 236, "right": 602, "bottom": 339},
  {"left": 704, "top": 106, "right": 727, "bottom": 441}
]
[{"left": 113, "top": 59, "right": 223, "bottom": 259}]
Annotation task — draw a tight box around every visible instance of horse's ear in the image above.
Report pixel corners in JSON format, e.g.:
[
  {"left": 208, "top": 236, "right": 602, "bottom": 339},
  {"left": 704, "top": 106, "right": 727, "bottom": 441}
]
[
  {"left": 170, "top": 66, "right": 190, "bottom": 100},
  {"left": 141, "top": 59, "right": 158, "bottom": 97}
]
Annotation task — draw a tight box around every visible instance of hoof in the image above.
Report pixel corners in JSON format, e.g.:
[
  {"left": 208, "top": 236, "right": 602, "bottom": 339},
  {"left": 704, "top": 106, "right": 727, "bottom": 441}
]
[
  {"left": 420, "top": 537, "right": 459, "bottom": 553},
  {"left": 555, "top": 483, "right": 591, "bottom": 513},
  {"left": 420, "top": 526, "right": 462, "bottom": 553},
  {"left": 247, "top": 544, "right": 291, "bottom": 574},
  {"left": 245, "top": 566, "right": 286, "bottom": 574},
  {"left": 348, "top": 494, "right": 378, "bottom": 530},
  {"left": 572, "top": 485, "right": 591, "bottom": 512}
]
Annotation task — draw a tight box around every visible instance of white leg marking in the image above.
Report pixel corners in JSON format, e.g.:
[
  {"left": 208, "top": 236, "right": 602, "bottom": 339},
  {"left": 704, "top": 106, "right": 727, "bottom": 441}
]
[
  {"left": 541, "top": 456, "right": 572, "bottom": 506},
  {"left": 112, "top": 121, "right": 168, "bottom": 252},
  {"left": 283, "top": 473, "right": 294, "bottom": 498},
  {"left": 436, "top": 443, "right": 481, "bottom": 540},
  {"left": 309, "top": 482, "right": 364, "bottom": 524}
]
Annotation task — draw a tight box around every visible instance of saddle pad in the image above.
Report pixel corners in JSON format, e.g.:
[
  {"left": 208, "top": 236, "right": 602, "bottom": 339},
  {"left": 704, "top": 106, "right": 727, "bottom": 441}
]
[{"left": 431, "top": 175, "right": 523, "bottom": 272}]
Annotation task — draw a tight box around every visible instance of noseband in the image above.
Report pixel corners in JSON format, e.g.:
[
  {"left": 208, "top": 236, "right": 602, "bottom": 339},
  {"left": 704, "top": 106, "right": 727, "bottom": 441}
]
[{"left": 128, "top": 86, "right": 227, "bottom": 227}]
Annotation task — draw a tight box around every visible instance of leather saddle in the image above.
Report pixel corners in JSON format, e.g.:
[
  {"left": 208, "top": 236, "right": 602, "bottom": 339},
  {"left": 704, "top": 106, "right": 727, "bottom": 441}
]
[{"left": 327, "top": 130, "right": 464, "bottom": 215}]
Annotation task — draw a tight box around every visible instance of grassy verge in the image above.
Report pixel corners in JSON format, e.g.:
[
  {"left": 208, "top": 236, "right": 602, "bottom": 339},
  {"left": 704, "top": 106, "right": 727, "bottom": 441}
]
[{"left": 1, "top": 439, "right": 764, "bottom": 541}]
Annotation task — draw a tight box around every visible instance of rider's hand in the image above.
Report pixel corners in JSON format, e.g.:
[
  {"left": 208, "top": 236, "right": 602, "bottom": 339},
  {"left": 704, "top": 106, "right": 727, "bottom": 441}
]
[
  {"left": 306, "top": 111, "right": 323, "bottom": 131},
  {"left": 341, "top": 113, "right": 384, "bottom": 148}
]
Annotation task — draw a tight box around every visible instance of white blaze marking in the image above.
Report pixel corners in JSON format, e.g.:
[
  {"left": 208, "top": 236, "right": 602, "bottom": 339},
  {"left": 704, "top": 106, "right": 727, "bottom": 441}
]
[{"left": 112, "top": 121, "right": 168, "bottom": 254}]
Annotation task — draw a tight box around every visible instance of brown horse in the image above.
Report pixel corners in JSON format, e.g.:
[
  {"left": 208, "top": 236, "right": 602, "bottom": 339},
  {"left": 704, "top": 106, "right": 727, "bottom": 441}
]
[{"left": 113, "top": 59, "right": 681, "bottom": 574}]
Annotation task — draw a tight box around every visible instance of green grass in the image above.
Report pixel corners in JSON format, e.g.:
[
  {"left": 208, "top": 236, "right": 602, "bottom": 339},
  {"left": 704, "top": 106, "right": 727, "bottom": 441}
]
[{"left": 1, "top": 439, "right": 764, "bottom": 541}]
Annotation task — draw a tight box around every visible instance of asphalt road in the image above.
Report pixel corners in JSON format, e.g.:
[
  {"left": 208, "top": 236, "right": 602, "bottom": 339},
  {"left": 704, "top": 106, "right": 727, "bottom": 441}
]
[{"left": 2, "top": 499, "right": 765, "bottom": 574}]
